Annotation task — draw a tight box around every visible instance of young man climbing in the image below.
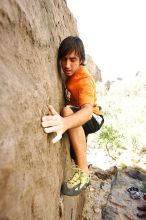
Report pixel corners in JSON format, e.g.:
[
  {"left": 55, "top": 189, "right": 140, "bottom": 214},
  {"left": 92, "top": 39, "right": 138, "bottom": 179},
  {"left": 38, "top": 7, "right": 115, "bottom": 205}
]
[{"left": 41, "top": 36, "right": 104, "bottom": 196}]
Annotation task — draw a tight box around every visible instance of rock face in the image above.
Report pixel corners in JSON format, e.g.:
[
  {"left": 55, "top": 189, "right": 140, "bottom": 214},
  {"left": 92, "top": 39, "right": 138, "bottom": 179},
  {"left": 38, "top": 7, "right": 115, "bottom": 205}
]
[
  {"left": 0, "top": 1, "right": 85, "bottom": 219},
  {"left": 86, "top": 55, "right": 102, "bottom": 82},
  {"left": 82, "top": 166, "right": 146, "bottom": 220}
]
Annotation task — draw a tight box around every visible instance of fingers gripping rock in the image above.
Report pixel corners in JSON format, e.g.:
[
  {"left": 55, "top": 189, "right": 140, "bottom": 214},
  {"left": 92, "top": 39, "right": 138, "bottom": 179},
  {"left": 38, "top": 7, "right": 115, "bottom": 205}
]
[
  {"left": 52, "top": 131, "right": 62, "bottom": 143},
  {"left": 41, "top": 106, "right": 65, "bottom": 143},
  {"left": 44, "top": 126, "right": 62, "bottom": 143}
]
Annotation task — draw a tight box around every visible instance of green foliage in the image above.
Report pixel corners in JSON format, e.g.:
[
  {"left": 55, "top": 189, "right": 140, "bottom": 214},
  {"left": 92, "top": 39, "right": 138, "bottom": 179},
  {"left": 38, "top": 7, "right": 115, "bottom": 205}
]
[
  {"left": 97, "top": 125, "right": 125, "bottom": 159},
  {"left": 99, "top": 125, "right": 122, "bottom": 145}
]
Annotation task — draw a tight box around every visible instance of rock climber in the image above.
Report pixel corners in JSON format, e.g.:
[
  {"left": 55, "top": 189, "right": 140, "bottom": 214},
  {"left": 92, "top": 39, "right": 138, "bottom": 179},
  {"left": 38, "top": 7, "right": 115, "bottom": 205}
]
[{"left": 41, "top": 36, "right": 104, "bottom": 196}]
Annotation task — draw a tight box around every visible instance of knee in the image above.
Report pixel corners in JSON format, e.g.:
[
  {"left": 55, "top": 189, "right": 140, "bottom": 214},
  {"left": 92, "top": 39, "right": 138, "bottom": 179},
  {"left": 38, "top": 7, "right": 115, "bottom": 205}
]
[{"left": 61, "top": 105, "right": 74, "bottom": 117}]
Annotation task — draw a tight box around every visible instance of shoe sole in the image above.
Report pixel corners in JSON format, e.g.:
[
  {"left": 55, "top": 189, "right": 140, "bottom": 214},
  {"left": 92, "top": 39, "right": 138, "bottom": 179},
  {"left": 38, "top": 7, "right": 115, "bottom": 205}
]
[{"left": 62, "top": 182, "right": 90, "bottom": 196}]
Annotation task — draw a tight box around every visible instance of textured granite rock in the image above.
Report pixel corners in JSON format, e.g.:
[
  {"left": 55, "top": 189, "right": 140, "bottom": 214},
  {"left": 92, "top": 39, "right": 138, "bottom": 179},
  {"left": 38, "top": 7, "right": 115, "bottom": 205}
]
[{"left": 0, "top": 1, "right": 86, "bottom": 219}]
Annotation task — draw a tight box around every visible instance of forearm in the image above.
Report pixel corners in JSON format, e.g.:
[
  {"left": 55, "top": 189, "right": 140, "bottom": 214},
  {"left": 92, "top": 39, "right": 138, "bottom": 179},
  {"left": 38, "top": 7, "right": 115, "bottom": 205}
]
[{"left": 63, "top": 105, "right": 93, "bottom": 130}]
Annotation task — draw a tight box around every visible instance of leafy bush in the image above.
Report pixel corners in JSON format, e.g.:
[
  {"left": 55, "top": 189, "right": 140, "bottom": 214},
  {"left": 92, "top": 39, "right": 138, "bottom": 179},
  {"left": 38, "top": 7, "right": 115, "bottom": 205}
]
[{"left": 97, "top": 124, "right": 125, "bottom": 159}]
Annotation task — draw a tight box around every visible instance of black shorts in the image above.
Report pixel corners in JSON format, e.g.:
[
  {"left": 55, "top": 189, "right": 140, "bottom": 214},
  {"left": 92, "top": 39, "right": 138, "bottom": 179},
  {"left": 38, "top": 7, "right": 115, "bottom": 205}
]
[{"left": 70, "top": 106, "right": 104, "bottom": 137}]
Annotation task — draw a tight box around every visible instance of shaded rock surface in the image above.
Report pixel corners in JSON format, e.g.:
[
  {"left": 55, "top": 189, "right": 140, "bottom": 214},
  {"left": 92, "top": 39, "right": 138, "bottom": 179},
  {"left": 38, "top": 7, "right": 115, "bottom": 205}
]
[
  {"left": 82, "top": 166, "right": 146, "bottom": 220},
  {"left": 0, "top": 0, "right": 86, "bottom": 219}
]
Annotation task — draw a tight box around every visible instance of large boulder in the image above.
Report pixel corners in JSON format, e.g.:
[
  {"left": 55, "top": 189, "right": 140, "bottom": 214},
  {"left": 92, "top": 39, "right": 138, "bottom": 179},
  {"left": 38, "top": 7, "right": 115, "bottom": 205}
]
[{"left": 0, "top": 1, "right": 84, "bottom": 219}]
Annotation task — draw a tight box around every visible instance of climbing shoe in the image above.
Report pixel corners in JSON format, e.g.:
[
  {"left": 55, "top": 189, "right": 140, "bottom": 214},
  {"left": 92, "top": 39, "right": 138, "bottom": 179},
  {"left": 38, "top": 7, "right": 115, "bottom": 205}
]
[{"left": 62, "top": 167, "right": 90, "bottom": 196}]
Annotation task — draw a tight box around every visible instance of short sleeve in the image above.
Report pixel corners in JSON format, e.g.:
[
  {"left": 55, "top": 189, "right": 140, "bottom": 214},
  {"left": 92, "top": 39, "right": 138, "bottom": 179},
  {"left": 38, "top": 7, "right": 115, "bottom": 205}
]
[{"left": 78, "top": 78, "right": 95, "bottom": 106}]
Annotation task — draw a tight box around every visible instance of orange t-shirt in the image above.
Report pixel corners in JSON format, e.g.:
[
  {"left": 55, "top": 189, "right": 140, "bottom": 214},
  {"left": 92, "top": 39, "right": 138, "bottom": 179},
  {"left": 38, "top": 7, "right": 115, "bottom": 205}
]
[{"left": 65, "top": 66, "right": 103, "bottom": 115}]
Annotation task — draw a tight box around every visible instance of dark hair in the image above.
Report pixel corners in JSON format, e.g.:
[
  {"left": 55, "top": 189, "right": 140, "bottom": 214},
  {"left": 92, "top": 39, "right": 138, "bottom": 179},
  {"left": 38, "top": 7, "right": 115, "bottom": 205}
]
[{"left": 58, "top": 36, "right": 85, "bottom": 65}]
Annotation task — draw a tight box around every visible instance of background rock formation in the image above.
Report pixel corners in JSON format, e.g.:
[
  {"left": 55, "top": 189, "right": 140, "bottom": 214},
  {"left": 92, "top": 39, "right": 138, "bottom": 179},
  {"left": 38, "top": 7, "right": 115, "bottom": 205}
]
[
  {"left": 86, "top": 54, "right": 102, "bottom": 82},
  {"left": 0, "top": 1, "right": 86, "bottom": 219},
  {"left": 82, "top": 166, "right": 146, "bottom": 220}
]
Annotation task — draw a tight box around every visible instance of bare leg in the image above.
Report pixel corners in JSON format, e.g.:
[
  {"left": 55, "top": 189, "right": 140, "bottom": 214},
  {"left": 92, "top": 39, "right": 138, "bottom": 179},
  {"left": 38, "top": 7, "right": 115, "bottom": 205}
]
[{"left": 61, "top": 106, "right": 89, "bottom": 175}]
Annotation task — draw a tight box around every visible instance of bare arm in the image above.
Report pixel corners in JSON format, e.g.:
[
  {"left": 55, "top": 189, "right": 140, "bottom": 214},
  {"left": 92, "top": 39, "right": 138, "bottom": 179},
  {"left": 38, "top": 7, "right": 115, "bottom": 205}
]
[{"left": 63, "top": 104, "right": 93, "bottom": 130}]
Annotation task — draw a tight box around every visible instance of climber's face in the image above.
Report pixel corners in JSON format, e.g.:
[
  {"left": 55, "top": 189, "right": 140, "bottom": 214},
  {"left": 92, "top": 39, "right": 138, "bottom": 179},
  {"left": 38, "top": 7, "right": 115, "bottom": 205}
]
[{"left": 61, "top": 50, "right": 81, "bottom": 77}]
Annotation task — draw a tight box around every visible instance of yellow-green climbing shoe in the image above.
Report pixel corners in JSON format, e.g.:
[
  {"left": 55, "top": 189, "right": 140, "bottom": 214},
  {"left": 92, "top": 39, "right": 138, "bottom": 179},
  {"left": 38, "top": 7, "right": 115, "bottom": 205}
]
[{"left": 62, "top": 167, "right": 90, "bottom": 196}]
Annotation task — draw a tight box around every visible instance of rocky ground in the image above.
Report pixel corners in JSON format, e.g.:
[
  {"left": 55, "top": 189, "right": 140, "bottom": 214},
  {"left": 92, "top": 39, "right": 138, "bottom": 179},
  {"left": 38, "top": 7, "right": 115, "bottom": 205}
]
[{"left": 82, "top": 166, "right": 146, "bottom": 220}]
